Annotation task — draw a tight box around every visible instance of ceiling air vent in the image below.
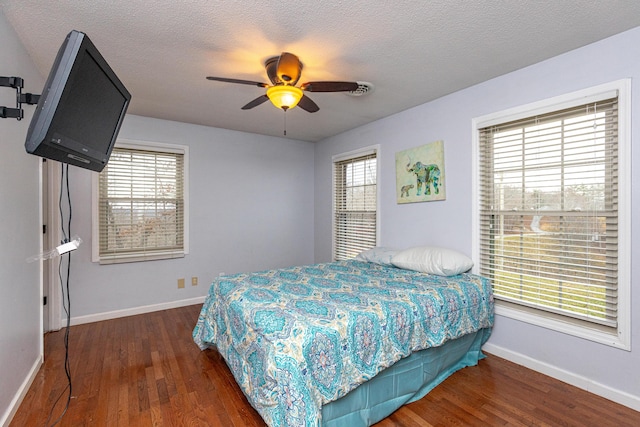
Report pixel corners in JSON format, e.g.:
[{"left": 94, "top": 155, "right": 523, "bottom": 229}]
[{"left": 346, "top": 81, "right": 374, "bottom": 96}]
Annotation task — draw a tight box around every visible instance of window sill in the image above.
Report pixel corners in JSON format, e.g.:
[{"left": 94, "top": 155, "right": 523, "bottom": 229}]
[
  {"left": 494, "top": 300, "right": 630, "bottom": 351},
  {"left": 95, "top": 250, "right": 185, "bottom": 265}
]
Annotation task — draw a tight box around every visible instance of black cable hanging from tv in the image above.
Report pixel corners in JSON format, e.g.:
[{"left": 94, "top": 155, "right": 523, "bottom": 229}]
[{"left": 45, "top": 164, "right": 73, "bottom": 427}]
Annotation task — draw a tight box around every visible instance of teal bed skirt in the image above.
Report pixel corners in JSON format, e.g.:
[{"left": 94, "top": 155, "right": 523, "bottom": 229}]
[{"left": 321, "top": 327, "right": 491, "bottom": 427}]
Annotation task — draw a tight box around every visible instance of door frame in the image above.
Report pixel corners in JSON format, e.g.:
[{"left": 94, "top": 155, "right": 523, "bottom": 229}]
[{"left": 42, "top": 159, "right": 63, "bottom": 332}]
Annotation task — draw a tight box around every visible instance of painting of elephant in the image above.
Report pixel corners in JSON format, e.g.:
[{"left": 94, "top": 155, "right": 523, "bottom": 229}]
[
  {"left": 406, "top": 161, "right": 440, "bottom": 196},
  {"left": 399, "top": 184, "right": 414, "bottom": 197},
  {"left": 395, "top": 140, "right": 446, "bottom": 203}
]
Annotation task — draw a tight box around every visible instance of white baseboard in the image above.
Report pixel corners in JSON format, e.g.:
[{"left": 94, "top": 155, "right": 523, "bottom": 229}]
[
  {"left": 1, "top": 355, "right": 43, "bottom": 427},
  {"left": 68, "top": 296, "right": 207, "bottom": 326},
  {"left": 483, "top": 342, "right": 640, "bottom": 412}
]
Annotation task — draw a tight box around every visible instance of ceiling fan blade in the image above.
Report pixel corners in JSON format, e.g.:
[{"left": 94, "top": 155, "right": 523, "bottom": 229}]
[
  {"left": 277, "top": 52, "right": 302, "bottom": 85},
  {"left": 206, "top": 76, "right": 268, "bottom": 87},
  {"left": 297, "top": 94, "right": 319, "bottom": 113},
  {"left": 241, "top": 94, "right": 270, "bottom": 110},
  {"left": 300, "top": 81, "right": 359, "bottom": 92},
  {"left": 265, "top": 56, "right": 279, "bottom": 85}
]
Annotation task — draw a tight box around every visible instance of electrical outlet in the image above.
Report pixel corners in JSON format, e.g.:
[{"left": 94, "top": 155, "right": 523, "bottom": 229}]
[
  {"left": 178, "top": 278, "right": 185, "bottom": 289},
  {"left": 191, "top": 276, "right": 198, "bottom": 286}
]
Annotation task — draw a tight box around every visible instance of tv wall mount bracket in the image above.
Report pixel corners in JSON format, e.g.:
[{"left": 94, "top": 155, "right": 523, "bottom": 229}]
[{"left": 1, "top": 76, "right": 40, "bottom": 120}]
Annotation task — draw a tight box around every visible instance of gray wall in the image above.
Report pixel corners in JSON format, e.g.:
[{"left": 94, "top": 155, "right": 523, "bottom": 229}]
[
  {"left": 66, "top": 115, "right": 315, "bottom": 318},
  {"left": 0, "top": 12, "right": 44, "bottom": 425},
  {"left": 314, "top": 27, "right": 640, "bottom": 405}
]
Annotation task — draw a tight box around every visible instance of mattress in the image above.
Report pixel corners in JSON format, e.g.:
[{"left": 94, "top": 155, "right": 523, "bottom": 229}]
[{"left": 193, "top": 260, "right": 494, "bottom": 426}]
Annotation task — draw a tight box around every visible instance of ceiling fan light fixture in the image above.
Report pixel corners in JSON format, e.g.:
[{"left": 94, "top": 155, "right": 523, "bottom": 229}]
[{"left": 267, "top": 85, "right": 303, "bottom": 110}]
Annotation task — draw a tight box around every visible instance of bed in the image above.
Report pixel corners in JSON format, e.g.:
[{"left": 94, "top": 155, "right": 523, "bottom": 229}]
[{"left": 193, "top": 249, "right": 494, "bottom": 426}]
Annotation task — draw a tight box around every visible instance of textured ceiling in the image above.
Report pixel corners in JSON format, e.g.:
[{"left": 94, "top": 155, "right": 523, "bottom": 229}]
[{"left": 2, "top": 1, "right": 640, "bottom": 142}]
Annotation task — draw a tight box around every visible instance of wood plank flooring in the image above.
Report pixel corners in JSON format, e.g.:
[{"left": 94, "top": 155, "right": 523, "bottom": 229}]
[{"left": 10, "top": 304, "right": 640, "bottom": 426}]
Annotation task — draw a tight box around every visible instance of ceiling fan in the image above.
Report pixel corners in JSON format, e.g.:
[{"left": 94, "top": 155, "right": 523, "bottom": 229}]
[{"left": 206, "top": 52, "right": 360, "bottom": 113}]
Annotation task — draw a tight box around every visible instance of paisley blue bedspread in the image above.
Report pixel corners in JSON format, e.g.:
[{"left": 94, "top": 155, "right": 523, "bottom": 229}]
[{"left": 193, "top": 260, "right": 494, "bottom": 427}]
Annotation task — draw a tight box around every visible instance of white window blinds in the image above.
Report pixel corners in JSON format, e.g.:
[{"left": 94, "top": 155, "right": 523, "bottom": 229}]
[
  {"left": 478, "top": 97, "right": 619, "bottom": 327},
  {"left": 97, "top": 146, "right": 185, "bottom": 263},
  {"left": 333, "top": 151, "right": 377, "bottom": 261}
]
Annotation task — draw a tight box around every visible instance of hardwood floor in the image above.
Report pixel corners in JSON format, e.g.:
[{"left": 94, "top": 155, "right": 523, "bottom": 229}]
[{"left": 11, "top": 305, "right": 640, "bottom": 426}]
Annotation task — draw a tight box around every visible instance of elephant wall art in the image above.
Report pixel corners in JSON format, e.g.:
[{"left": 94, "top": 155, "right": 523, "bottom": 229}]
[{"left": 395, "top": 140, "right": 446, "bottom": 203}]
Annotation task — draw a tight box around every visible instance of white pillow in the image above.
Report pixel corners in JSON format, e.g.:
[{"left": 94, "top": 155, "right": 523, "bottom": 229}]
[
  {"left": 355, "top": 247, "right": 398, "bottom": 266},
  {"left": 391, "top": 246, "right": 473, "bottom": 276}
]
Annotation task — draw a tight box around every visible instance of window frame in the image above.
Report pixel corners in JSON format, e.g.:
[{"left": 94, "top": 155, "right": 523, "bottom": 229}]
[
  {"left": 332, "top": 145, "right": 381, "bottom": 261},
  {"left": 92, "top": 139, "right": 189, "bottom": 264},
  {"left": 472, "top": 80, "right": 631, "bottom": 350}
]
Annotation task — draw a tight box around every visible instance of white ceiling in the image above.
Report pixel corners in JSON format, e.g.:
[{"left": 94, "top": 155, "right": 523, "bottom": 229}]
[{"left": 2, "top": 1, "right": 639, "bottom": 142}]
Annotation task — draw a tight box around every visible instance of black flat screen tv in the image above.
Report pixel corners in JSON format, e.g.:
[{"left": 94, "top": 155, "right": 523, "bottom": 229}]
[{"left": 25, "top": 30, "right": 131, "bottom": 172}]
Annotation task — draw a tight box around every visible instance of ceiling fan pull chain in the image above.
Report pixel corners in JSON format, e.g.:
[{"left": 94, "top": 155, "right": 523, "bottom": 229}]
[{"left": 283, "top": 110, "right": 287, "bottom": 136}]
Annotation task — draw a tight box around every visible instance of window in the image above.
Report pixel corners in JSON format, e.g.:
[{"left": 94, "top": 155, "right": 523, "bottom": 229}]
[
  {"left": 92, "top": 140, "right": 188, "bottom": 264},
  {"left": 333, "top": 146, "right": 379, "bottom": 261},
  {"left": 473, "top": 80, "right": 630, "bottom": 349}
]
